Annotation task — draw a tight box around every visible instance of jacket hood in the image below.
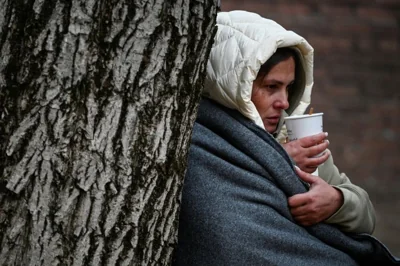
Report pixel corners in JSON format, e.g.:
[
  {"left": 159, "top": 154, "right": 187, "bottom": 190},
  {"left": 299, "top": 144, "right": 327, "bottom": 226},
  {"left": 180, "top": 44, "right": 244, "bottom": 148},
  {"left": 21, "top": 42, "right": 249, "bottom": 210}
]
[{"left": 204, "top": 10, "right": 314, "bottom": 134}]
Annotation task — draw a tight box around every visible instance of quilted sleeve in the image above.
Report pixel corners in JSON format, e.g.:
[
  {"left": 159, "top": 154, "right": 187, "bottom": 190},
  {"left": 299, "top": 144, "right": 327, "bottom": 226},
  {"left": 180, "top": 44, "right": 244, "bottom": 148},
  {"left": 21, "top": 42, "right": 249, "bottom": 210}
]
[{"left": 318, "top": 150, "right": 376, "bottom": 234}]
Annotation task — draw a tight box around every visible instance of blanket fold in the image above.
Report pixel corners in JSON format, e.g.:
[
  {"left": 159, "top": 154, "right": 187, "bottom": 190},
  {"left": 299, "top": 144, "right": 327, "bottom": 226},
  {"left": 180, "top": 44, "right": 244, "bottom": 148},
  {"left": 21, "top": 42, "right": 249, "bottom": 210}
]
[{"left": 174, "top": 98, "right": 399, "bottom": 266}]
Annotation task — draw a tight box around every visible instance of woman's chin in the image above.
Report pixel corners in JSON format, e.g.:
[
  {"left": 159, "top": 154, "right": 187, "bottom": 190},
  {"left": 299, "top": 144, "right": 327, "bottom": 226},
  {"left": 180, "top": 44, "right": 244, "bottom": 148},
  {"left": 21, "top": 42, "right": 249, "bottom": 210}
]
[{"left": 264, "top": 124, "right": 278, "bottom": 134}]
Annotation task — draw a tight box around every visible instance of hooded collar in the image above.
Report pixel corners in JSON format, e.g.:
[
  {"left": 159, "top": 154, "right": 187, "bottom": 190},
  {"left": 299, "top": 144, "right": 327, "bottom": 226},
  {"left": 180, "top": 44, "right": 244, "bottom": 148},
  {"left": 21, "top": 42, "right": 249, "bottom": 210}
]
[{"left": 204, "top": 10, "right": 314, "bottom": 135}]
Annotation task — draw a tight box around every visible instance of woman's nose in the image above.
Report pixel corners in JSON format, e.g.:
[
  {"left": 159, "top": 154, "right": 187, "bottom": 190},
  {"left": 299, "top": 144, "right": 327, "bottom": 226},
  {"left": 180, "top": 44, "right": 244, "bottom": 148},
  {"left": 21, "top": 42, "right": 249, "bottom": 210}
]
[{"left": 274, "top": 94, "right": 289, "bottom": 110}]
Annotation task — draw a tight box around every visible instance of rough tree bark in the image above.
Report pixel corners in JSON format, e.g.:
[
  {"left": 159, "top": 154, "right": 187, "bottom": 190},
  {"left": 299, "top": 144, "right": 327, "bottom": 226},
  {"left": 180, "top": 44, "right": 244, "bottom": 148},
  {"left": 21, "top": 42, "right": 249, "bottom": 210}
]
[{"left": 0, "top": 0, "right": 218, "bottom": 265}]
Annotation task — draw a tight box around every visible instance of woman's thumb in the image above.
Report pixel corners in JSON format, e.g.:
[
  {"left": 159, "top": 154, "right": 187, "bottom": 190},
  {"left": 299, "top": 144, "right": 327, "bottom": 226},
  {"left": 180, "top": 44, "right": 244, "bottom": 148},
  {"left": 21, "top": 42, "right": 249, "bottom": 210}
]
[{"left": 294, "top": 166, "right": 318, "bottom": 184}]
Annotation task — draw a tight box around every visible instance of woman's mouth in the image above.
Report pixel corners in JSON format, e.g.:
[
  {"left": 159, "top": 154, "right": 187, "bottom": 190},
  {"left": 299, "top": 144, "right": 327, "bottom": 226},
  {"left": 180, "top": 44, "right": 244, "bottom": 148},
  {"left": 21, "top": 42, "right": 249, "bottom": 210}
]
[{"left": 266, "top": 116, "right": 280, "bottom": 124}]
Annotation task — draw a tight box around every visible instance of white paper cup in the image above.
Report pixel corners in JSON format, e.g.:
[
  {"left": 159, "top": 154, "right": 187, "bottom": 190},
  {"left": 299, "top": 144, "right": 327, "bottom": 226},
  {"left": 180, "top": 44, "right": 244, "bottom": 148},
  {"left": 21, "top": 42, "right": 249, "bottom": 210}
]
[
  {"left": 284, "top": 113, "right": 323, "bottom": 141},
  {"left": 284, "top": 113, "right": 324, "bottom": 176}
]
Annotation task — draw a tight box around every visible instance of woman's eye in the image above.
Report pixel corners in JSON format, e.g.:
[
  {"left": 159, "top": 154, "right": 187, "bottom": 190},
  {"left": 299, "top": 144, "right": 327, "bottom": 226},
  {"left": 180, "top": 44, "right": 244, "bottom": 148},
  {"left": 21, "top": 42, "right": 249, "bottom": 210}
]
[{"left": 266, "top": 84, "right": 277, "bottom": 89}]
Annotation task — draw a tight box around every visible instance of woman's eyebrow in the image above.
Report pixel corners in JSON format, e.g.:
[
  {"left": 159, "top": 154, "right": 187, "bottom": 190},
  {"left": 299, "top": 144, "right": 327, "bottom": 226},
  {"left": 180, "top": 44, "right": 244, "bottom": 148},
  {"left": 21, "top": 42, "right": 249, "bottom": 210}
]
[
  {"left": 264, "top": 79, "right": 284, "bottom": 85},
  {"left": 265, "top": 79, "right": 295, "bottom": 85}
]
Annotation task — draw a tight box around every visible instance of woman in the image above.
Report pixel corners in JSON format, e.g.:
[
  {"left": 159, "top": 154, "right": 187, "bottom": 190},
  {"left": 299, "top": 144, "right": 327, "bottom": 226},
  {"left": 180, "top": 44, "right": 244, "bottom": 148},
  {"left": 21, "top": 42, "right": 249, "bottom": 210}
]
[
  {"left": 174, "top": 10, "right": 398, "bottom": 266},
  {"left": 250, "top": 47, "right": 356, "bottom": 230},
  {"left": 250, "top": 46, "right": 375, "bottom": 233}
]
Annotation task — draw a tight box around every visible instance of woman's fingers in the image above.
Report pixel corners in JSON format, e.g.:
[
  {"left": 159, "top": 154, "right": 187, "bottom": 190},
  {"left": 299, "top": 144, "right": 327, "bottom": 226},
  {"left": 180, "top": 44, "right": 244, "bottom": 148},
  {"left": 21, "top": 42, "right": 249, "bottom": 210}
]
[
  {"left": 283, "top": 133, "right": 330, "bottom": 173},
  {"left": 306, "top": 140, "right": 329, "bottom": 158},
  {"left": 298, "top": 132, "right": 328, "bottom": 148},
  {"left": 302, "top": 150, "right": 330, "bottom": 173}
]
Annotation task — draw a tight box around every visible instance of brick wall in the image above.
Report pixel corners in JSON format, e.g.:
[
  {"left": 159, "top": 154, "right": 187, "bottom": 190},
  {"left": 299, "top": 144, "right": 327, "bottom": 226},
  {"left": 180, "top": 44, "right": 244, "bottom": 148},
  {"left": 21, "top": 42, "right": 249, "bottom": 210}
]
[{"left": 221, "top": 0, "right": 400, "bottom": 256}]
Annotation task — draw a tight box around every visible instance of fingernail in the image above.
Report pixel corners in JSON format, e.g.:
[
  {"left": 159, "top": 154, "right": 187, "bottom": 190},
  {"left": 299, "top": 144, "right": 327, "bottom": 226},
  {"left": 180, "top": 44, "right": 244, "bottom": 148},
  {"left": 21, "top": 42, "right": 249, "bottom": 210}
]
[
  {"left": 326, "top": 140, "right": 330, "bottom": 144},
  {"left": 294, "top": 165, "right": 300, "bottom": 171},
  {"left": 324, "top": 132, "right": 328, "bottom": 137}
]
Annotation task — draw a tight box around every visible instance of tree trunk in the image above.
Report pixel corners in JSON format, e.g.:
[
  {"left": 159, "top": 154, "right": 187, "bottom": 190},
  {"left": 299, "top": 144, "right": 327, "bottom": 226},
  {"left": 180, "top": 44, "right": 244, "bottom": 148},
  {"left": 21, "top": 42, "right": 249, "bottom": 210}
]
[{"left": 0, "top": 0, "right": 217, "bottom": 265}]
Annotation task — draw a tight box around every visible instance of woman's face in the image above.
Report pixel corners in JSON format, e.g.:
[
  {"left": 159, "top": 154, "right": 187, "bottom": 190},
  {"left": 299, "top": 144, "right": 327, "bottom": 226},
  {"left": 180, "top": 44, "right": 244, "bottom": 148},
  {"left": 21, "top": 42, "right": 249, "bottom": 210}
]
[{"left": 251, "top": 56, "right": 295, "bottom": 133}]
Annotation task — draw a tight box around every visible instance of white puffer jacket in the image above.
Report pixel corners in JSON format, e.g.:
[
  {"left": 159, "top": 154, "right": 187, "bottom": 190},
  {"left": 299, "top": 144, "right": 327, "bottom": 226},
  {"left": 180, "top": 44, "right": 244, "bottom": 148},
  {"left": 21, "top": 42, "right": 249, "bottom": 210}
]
[
  {"left": 203, "top": 10, "right": 375, "bottom": 234},
  {"left": 204, "top": 10, "right": 313, "bottom": 132}
]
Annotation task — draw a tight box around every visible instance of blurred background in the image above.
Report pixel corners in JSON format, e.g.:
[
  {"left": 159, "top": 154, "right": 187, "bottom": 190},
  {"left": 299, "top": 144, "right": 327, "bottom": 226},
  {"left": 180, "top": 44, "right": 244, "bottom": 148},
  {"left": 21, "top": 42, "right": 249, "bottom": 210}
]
[{"left": 221, "top": 0, "right": 400, "bottom": 256}]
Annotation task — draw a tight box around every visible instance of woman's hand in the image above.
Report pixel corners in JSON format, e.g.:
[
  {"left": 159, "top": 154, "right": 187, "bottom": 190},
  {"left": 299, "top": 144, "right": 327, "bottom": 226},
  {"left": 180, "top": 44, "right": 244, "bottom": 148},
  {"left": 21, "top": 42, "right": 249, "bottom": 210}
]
[
  {"left": 288, "top": 167, "right": 344, "bottom": 226},
  {"left": 282, "top": 132, "right": 330, "bottom": 173}
]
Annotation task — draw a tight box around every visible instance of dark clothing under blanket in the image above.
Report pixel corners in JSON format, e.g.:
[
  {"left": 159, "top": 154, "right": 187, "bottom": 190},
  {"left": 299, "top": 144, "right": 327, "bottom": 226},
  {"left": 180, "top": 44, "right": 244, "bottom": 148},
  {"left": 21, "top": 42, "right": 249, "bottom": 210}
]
[{"left": 173, "top": 98, "right": 399, "bottom": 266}]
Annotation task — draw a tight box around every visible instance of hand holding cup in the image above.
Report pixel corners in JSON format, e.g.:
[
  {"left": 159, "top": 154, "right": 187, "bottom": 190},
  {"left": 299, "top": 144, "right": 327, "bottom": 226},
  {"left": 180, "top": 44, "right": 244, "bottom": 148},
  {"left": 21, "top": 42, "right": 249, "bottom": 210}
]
[
  {"left": 282, "top": 132, "right": 330, "bottom": 174},
  {"left": 283, "top": 112, "right": 329, "bottom": 175}
]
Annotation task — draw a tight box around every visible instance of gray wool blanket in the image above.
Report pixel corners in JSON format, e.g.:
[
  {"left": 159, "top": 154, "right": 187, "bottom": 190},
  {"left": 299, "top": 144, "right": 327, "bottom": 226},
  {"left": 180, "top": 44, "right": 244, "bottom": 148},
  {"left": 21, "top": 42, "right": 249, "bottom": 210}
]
[{"left": 173, "top": 98, "right": 399, "bottom": 266}]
